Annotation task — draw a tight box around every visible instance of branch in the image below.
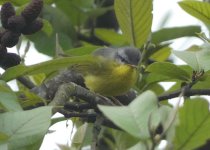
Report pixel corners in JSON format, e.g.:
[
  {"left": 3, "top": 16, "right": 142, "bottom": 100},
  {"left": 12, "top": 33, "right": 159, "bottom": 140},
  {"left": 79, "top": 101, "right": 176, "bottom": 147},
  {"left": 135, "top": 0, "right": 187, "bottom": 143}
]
[
  {"left": 158, "top": 88, "right": 210, "bottom": 101},
  {"left": 49, "top": 82, "right": 116, "bottom": 114},
  {"left": 64, "top": 102, "right": 92, "bottom": 111},
  {"left": 31, "top": 69, "right": 85, "bottom": 100},
  {"left": 17, "top": 76, "right": 36, "bottom": 89},
  {"left": 58, "top": 109, "right": 96, "bottom": 118},
  {"left": 58, "top": 109, "right": 120, "bottom": 130}
]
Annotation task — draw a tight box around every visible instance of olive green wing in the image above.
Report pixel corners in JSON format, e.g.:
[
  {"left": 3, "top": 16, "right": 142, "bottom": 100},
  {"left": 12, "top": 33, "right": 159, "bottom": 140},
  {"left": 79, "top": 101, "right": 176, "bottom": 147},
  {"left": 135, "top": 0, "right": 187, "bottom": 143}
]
[{"left": 71, "top": 56, "right": 117, "bottom": 76}]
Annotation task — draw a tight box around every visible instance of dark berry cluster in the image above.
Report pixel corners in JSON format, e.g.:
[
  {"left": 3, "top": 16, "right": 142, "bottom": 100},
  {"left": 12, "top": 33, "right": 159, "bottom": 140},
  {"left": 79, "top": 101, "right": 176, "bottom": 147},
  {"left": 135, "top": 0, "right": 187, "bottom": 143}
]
[{"left": 0, "top": 0, "right": 43, "bottom": 69}]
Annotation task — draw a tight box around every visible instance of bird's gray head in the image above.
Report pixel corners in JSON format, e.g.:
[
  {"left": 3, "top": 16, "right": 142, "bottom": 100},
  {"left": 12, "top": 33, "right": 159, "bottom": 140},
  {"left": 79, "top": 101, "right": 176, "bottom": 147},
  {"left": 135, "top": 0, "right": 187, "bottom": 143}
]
[{"left": 115, "top": 47, "right": 141, "bottom": 66}]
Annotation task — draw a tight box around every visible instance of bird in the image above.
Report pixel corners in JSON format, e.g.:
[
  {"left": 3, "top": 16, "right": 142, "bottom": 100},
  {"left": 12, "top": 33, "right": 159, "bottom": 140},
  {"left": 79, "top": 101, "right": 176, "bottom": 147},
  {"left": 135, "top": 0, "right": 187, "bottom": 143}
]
[{"left": 74, "top": 47, "right": 141, "bottom": 96}]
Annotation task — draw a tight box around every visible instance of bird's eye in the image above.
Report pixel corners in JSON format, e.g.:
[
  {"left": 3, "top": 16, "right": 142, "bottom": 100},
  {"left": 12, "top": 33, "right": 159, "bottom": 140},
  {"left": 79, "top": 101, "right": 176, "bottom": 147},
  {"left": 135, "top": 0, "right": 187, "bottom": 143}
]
[{"left": 117, "top": 53, "right": 129, "bottom": 64}]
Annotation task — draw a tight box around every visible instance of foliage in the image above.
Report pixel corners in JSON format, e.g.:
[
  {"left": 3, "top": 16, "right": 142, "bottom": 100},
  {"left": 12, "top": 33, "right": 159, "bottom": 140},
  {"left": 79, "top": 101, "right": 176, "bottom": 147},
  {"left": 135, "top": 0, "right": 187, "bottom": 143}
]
[
  {"left": 173, "top": 98, "right": 210, "bottom": 150},
  {"left": 1, "top": 0, "right": 210, "bottom": 149}
]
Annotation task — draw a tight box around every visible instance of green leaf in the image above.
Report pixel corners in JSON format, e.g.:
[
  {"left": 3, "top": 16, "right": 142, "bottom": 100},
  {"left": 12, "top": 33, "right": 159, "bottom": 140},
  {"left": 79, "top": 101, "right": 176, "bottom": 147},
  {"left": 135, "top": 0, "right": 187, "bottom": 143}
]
[
  {"left": 114, "top": 0, "right": 153, "bottom": 47},
  {"left": 0, "top": 92, "right": 22, "bottom": 112},
  {"left": 41, "top": 19, "right": 53, "bottom": 36},
  {"left": 27, "top": 5, "right": 76, "bottom": 56},
  {"left": 150, "top": 46, "right": 171, "bottom": 62},
  {"left": 0, "top": 0, "right": 53, "bottom": 6},
  {"left": 173, "top": 51, "right": 201, "bottom": 71},
  {"left": 0, "top": 0, "right": 28, "bottom": 6},
  {"left": 94, "top": 29, "right": 127, "bottom": 46},
  {"left": 144, "top": 83, "right": 165, "bottom": 95},
  {"left": 29, "top": 74, "right": 46, "bottom": 86},
  {"left": 55, "top": 0, "right": 94, "bottom": 26},
  {"left": 146, "top": 62, "right": 191, "bottom": 82},
  {"left": 144, "top": 73, "right": 171, "bottom": 84},
  {"left": 0, "top": 144, "right": 7, "bottom": 150},
  {"left": 87, "top": 5, "right": 113, "bottom": 18},
  {"left": 71, "top": 123, "right": 88, "bottom": 149},
  {"left": 173, "top": 44, "right": 210, "bottom": 71},
  {"left": 179, "top": 1, "right": 210, "bottom": 25},
  {"left": 127, "top": 142, "right": 147, "bottom": 150},
  {"left": 193, "top": 72, "right": 210, "bottom": 89},
  {"left": 0, "top": 106, "right": 52, "bottom": 150},
  {"left": 151, "top": 26, "right": 201, "bottom": 44},
  {"left": 0, "top": 81, "right": 14, "bottom": 93},
  {"left": 65, "top": 45, "right": 100, "bottom": 56},
  {"left": 158, "top": 105, "right": 176, "bottom": 142},
  {"left": 0, "top": 81, "right": 22, "bottom": 112},
  {"left": 99, "top": 91, "right": 158, "bottom": 139},
  {"left": 16, "top": 82, "right": 46, "bottom": 109},
  {"left": 1, "top": 55, "right": 96, "bottom": 81},
  {"left": 111, "top": 130, "right": 139, "bottom": 150},
  {"left": 0, "top": 132, "right": 9, "bottom": 141},
  {"left": 174, "top": 98, "right": 210, "bottom": 150}
]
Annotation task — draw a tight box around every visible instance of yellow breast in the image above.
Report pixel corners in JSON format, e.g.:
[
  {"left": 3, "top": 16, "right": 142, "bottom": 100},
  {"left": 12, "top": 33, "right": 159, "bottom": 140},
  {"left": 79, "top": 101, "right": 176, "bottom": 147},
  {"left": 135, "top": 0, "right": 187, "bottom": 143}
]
[{"left": 84, "top": 64, "right": 138, "bottom": 96}]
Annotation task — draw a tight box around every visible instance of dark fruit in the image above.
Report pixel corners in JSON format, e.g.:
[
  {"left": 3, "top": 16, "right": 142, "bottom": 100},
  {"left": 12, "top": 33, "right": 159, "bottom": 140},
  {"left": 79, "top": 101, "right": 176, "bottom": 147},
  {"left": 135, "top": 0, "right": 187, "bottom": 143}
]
[
  {"left": 7, "top": 16, "right": 26, "bottom": 32},
  {"left": 21, "top": 19, "right": 43, "bottom": 35},
  {"left": 0, "top": 30, "right": 5, "bottom": 39},
  {"left": 0, "top": 45, "right": 7, "bottom": 59},
  {"left": 1, "top": 30, "right": 21, "bottom": 48},
  {"left": 1, "top": 2, "right": 16, "bottom": 29},
  {"left": 0, "top": 53, "right": 21, "bottom": 69},
  {"left": 21, "top": 0, "right": 43, "bottom": 23}
]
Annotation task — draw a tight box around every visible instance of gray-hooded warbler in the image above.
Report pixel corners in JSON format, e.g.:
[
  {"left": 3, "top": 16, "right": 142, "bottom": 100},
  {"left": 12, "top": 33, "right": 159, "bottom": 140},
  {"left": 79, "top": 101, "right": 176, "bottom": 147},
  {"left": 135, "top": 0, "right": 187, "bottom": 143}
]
[{"left": 74, "top": 47, "right": 141, "bottom": 96}]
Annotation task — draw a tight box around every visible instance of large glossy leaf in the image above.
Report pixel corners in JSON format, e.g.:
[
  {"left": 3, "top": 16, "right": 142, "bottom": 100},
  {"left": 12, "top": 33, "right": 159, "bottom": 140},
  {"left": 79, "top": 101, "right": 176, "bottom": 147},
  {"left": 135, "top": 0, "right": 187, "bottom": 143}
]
[
  {"left": 146, "top": 62, "right": 191, "bottom": 82},
  {"left": 174, "top": 98, "right": 210, "bottom": 150},
  {"left": 151, "top": 26, "right": 201, "bottom": 44},
  {"left": 0, "top": 106, "right": 52, "bottom": 150},
  {"left": 114, "top": 0, "right": 152, "bottom": 47},
  {"left": 99, "top": 91, "right": 158, "bottom": 139},
  {"left": 1, "top": 55, "right": 96, "bottom": 82},
  {"left": 173, "top": 44, "right": 210, "bottom": 71},
  {"left": 179, "top": 1, "right": 210, "bottom": 25}
]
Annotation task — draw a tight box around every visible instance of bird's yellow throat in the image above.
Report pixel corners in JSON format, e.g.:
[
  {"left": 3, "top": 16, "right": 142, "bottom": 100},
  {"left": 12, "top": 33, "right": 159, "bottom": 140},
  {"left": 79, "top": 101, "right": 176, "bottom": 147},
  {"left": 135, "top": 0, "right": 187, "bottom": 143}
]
[{"left": 84, "top": 63, "right": 138, "bottom": 96}]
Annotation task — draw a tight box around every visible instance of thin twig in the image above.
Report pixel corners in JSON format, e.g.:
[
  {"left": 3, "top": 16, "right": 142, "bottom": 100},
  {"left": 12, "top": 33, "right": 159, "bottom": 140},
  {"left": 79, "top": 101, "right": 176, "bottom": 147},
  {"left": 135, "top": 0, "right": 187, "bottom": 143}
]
[
  {"left": 158, "top": 88, "right": 210, "bottom": 101},
  {"left": 161, "top": 88, "right": 185, "bottom": 138},
  {"left": 17, "top": 76, "right": 36, "bottom": 89},
  {"left": 91, "top": 114, "right": 104, "bottom": 150}
]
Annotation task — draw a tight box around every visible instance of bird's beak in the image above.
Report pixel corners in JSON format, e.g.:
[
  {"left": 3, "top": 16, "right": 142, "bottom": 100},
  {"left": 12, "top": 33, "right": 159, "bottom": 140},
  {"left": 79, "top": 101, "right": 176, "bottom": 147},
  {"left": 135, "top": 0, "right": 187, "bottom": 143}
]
[{"left": 128, "top": 64, "right": 138, "bottom": 69}]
